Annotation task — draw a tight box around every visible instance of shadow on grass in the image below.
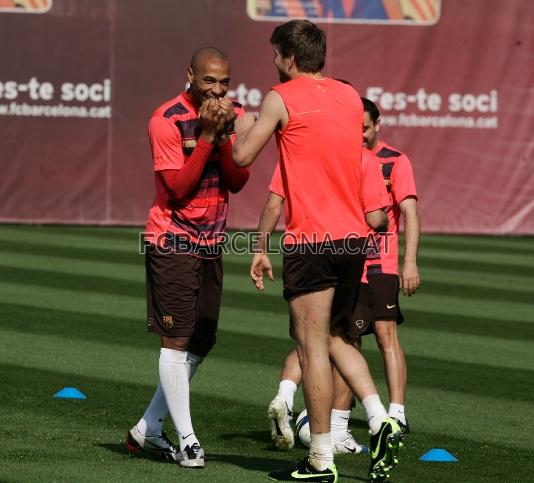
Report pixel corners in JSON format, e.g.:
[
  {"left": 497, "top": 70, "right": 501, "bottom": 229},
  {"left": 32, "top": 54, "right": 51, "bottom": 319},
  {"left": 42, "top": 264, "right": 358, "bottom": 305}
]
[
  {"left": 96, "top": 443, "right": 168, "bottom": 464},
  {"left": 96, "top": 441, "right": 305, "bottom": 474},
  {"left": 219, "top": 430, "right": 271, "bottom": 446},
  {"left": 209, "top": 451, "right": 367, "bottom": 480}
]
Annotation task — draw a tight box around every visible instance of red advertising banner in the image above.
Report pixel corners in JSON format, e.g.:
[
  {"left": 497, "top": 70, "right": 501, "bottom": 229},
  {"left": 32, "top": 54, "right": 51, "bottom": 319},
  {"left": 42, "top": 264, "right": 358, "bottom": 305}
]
[{"left": 1, "top": 0, "right": 533, "bottom": 233}]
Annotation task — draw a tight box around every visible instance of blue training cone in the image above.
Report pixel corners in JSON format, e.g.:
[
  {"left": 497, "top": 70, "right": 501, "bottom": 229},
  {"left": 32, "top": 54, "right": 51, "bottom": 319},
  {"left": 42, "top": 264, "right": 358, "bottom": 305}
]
[
  {"left": 419, "top": 448, "right": 458, "bottom": 462},
  {"left": 53, "top": 387, "right": 87, "bottom": 400}
]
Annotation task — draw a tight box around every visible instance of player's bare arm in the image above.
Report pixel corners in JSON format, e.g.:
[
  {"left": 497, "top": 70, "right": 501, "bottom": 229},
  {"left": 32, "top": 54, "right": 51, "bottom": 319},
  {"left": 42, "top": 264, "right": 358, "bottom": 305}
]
[
  {"left": 365, "top": 209, "right": 388, "bottom": 232},
  {"left": 233, "top": 90, "right": 287, "bottom": 167},
  {"left": 250, "top": 192, "right": 284, "bottom": 291},
  {"left": 399, "top": 196, "right": 420, "bottom": 296}
]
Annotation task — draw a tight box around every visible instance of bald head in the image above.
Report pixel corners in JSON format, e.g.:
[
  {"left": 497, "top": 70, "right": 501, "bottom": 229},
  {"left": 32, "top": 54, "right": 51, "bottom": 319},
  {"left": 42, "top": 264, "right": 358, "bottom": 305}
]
[
  {"left": 190, "top": 47, "right": 230, "bottom": 73},
  {"left": 187, "top": 47, "right": 231, "bottom": 107}
]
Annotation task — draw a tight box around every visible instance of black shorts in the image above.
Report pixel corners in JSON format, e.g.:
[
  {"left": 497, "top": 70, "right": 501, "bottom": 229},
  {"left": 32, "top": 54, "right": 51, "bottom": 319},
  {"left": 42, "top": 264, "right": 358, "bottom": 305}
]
[
  {"left": 347, "top": 273, "right": 404, "bottom": 343},
  {"left": 283, "top": 238, "right": 366, "bottom": 332},
  {"left": 145, "top": 244, "right": 222, "bottom": 348}
]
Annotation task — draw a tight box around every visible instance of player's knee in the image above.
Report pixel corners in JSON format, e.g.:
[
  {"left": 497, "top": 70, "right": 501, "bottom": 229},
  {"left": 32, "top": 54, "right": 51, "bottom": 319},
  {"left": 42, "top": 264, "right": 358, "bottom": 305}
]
[
  {"left": 374, "top": 321, "right": 398, "bottom": 350},
  {"left": 188, "top": 331, "right": 218, "bottom": 357}
]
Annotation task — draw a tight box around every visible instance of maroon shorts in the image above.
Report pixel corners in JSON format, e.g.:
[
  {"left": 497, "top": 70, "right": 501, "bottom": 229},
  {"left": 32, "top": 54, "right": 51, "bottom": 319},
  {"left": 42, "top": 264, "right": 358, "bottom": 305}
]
[
  {"left": 347, "top": 273, "right": 404, "bottom": 344},
  {"left": 282, "top": 238, "right": 366, "bottom": 334},
  {"left": 145, "top": 244, "right": 222, "bottom": 355}
]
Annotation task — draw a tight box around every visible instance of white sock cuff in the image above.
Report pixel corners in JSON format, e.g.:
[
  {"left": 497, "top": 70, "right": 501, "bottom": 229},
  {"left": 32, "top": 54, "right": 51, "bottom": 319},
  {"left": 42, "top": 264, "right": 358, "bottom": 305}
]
[
  {"left": 279, "top": 379, "right": 298, "bottom": 392},
  {"left": 160, "top": 348, "right": 187, "bottom": 364},
  {"left": 362, "top": 393, "right": 387, "bottom": 435},
  {"left": 278, "top": 380, "right": 298, "bottom": 411},
  {"left": 310, "top": 432, "right": 331, "bottom": 445},
  {"left": 362, "top": 394, "right": 381, "bottom": 407},
  {"left": 388, "top": 403, "right": 406, "bottom": 424},
  {"left": 389, "top": 403, "right": 404, "bottom": 412},
  {"left": 331, "top": 408, "right": 350, "bottom": 423},
  {"left": 309, "top": 432, "right": 334, "bottom": 468}
]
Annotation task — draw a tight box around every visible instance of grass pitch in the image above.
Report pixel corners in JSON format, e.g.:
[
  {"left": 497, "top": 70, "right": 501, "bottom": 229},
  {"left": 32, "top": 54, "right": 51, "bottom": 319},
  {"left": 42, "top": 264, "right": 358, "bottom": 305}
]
[{"left": 0, "top": 225, "right": 533, "bottom": 482}]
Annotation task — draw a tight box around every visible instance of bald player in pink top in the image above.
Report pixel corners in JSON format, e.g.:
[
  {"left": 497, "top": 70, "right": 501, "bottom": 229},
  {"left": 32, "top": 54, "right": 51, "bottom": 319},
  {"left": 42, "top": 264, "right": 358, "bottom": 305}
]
[{"left": 233, "top": 19, "right": 403, "bottom": 483}]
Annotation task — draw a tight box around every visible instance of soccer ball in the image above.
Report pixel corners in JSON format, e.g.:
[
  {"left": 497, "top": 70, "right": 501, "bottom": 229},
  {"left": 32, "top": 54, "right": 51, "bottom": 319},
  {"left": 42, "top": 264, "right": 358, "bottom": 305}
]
[{"left": 295, "top": 409, "right": 311, "bottom": 448}]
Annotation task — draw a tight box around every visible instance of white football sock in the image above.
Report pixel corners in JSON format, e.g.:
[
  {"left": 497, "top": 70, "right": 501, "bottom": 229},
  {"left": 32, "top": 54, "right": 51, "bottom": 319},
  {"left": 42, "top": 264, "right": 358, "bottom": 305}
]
[
  {"left": 158, "top": 348, "right": 199, "bottom": 451},
  {"left": 309, "top": 432, "right": 333, "bottom": 471},
  {"left": 388, "top": 403, "right": 406, "bottom": 425},
  {"left": 330, "top": 409, "right": 350, "bottom": 441},
  {"left": 180, "top": 431, "right": 200, "bottom": 451},
  {"left": 362, "top": 394, "right": 388, "bottom": 435},
  {"left": 277, "top": 379, "right": 298, "bottom": 412},
  {"left": 137, "top": 384, "right": 168, "bottom": 436},
  {"left": 186, "top": 352, "right": 204, "bottom": 381}
]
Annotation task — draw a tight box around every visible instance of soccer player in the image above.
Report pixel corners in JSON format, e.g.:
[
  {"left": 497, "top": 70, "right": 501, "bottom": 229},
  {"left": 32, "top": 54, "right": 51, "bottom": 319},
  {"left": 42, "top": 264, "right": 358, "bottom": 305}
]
[
  {"left": 357, "top": 97, "right": 420, "bottom": 429},
  {"left": 126, "top": 47, "right": 250, "bottom": 468},
  {"left": 261, "top": 149, "right": 389, "bottom": 456},
  {"left": 268, "top": 97, "right": 420, "bottom": 457},
  {"left": 233, "top": 20, "right": 402, "bottom": 482}
]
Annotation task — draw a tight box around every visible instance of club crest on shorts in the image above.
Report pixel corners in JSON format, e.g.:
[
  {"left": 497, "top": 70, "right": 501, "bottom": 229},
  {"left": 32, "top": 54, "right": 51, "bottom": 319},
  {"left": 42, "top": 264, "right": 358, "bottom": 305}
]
[
  {"left": 355, "top": 319, "right": 365, "bottom": 330},
  {"left": 147, "top": 317, "right": 153, "bottom": 329},
  {"left": 163, "top": 315, "right": 173, "bottom": 329}
]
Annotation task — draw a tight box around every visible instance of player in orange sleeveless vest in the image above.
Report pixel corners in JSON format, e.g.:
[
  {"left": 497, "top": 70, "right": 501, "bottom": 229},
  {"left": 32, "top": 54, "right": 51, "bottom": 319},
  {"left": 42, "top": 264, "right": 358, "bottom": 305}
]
[{"left": 233, "top": 20, "right": 403, "bottom": 483}]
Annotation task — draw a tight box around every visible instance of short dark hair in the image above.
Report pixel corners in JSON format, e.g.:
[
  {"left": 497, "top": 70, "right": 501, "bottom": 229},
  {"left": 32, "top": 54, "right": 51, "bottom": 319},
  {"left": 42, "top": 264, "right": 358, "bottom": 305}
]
[
  {"left": 270, "top": 20, "right": 326, "bottom": 73},
  {"left": 361, "top": 97, "right": 380, "bottom": 123}
]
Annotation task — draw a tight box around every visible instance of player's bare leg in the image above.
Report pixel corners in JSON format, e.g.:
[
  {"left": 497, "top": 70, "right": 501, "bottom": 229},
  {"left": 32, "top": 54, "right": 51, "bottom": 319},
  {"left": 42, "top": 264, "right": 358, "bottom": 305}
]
[
  {"left": 330, "top": 333, "right": 403, "bottom": 480},
  {"left": 374, "top": 320, "right": 408, "bottom": 427},
  {"left": 329, "top": 333, "right": 385, "bottom": 428},
  {"left": 281, "top": 348, "right": 302, "bottom": 384},
  {"left": 331, "top": 366, "right": 368, "bottom": 454},
  {"left": 290, "top": 288, "right": 335, "bottom": 471}
]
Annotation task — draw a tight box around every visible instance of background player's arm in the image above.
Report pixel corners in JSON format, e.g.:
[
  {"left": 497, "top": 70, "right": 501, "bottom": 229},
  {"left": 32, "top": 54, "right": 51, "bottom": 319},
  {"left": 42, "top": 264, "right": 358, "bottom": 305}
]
[
  {"left": 365, "top": 209, "right": 388, "bottom": 232},
  {"left": 250, "top": 192, "right": 284, "bottom": 291},
  {"left": 399, "top": 196, "right": 420, "bottom": 296},
  {"left": 233, "top": 90, "right": 287, "bottom": 167},
  {"left": 362, "top": 151, "right": 390, "bottom": 232}
]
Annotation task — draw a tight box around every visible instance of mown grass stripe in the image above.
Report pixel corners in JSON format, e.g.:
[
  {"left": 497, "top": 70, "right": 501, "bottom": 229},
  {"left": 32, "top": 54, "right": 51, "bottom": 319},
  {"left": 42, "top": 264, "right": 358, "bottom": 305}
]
[
  {"left": 0, "top": 224, "right": 141, "bottom": 242},
  {"left": 0, "top": 228, "right": 142, "bottom": 252},
  {"left": 400, "top": 292, "right": 534, "bottom": 321},
  {"left": 0, "top": 281, "right": 144, "bottom": 318},
  {"left": 420, "top": 247, "right": 534, "bottom": 267},
  {"left": 407, "top": 278, "right": 533, "bottom": 304},
  {"left": 403, "top": 308, "right": 534, "bottom": 341},
  {"left": 420, "top": 266, "right": 534, "bottom": 293},
  {"left": 418, "top": 234, "right": 534, "bottom": 252},
  {"left": 0, "top": 252, "right": 143, "bottom": 281},
  {"left": 0, "top": 239, "right": 142, "bottom": 265}
]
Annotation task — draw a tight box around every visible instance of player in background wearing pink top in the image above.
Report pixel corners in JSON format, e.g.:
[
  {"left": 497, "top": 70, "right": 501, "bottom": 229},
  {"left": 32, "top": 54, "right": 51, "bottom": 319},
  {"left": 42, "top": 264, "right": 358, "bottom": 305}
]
[
  {"left": 356, "top": 97, "right": 420, "bottom": 432},
  {"left": 233, "top": 20, "right": 402, "bottom": 483}
]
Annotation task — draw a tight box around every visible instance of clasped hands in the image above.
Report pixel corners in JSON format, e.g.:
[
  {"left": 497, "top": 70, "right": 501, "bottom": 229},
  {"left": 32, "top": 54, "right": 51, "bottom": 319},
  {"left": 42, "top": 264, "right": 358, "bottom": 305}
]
[{"left": 199, "top": 98, "right": 236, "bottom": 145}]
